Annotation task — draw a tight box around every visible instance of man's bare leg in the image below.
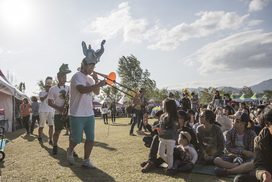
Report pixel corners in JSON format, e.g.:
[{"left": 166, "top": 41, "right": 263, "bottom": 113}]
[
  {"left": 49, "top": 125, "right": 53, "bottom": 141},
  {"left": 214, "top": 157, "right": 239, "bottom": 169},
  {"left": 53, "top": 130, "right": 61, "bottom": 146},
  {"left": 38, "top": 127, "right": 44, "bottom": 138},
  {"left": 68, "top": 139, "right": 77, "bottom": 153},
  {"left": 84, "top": 140, "right": 94, "bottom": 159},
  {"left": 228, "top": 160, "right": 254, "bottom": 174}
]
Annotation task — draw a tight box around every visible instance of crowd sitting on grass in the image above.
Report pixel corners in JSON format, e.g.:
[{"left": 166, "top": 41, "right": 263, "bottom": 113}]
[
  {"left": 137, "top": 93, "right": 272, "bottom": 182},
  {"left": 19, "top": 85, "right": 271, "bottom": 181}
]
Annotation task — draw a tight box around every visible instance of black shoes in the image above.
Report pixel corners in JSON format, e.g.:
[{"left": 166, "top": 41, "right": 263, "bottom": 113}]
[
  {"left": 53, "top": 146, "right": 58, "bottom": 155},
  {"left": 73, "top": 151, "right": 78, "bottom": 157},
  {"left": 38, "top": 138, "right": 44, "bottom": 144},
  {"left": 49, "top": 140, "right": 53, "bottom": 146}
]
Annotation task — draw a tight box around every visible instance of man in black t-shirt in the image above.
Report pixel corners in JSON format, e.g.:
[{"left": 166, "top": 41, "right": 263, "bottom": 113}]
[{"left": 180, "top": 93, "right": 191, "bottom": 112}]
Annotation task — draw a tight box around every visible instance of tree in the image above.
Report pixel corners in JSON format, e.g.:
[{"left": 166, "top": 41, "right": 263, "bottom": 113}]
[
  {"left": 117, "top": 55, "right": 156, "bottom": 100},
  {"left": 36, "top": 77, "right": 58, "bottom": 92},
  {"left": 6, "top": 70, "right": 16, "bottom": 84},
  {"left": 99, "top": 86, "right": 111, "bottom": 101},
  {"left": 152, "top": 88, "right": 168, "bottom": 103},
  {"left": 239, "top": 86, "right": 254, "bottom": 97},
  {"left": 117, "top": 55, "right": 143, "bottom": 89},
  {"left": 263, "top": 90, "right": 272, "bottom": 98},
  {"left": 199, "top": 87, "right": 233, "bottom": 105},
  {"left": 172, "top": 90, "right": 182, "bottom": 101},
  {"left": 16, "top": 82, "right": 26, "bottom": 93},
  {"left": 199, "top": 87, "right": 218, "bottom": 105},
  {"left": 99, "top": 85, "right": 122, "bottom": 102},
  {"left": 141, "top": 69, "right": 156, "bottom": 99},
  {"left": 219, "top": 90, "right": 233, "bottom": 98}
]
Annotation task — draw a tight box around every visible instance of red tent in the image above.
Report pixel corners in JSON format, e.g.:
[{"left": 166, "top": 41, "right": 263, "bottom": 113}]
[{"left": 93, "top": 101, "right": 102, "bottom": 107}]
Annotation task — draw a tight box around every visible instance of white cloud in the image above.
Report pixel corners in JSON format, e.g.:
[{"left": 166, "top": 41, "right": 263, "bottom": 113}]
[
  {"left": 249, "top": 0, "right": 270, "bottom": 12},
  {"left": 83, "top": 2, "right": 148, "bottom": 42},
  {"left": 0, "top": 48, "right": 20, "bottom": 54},
  {"left": 148, "top": 11, "right": 251, "bottom": 51},
  {"left": 247, "top": 20, "right": 263, "bottom": 26},
  {"left": 83, "top": 2, "right": 260, "bottom": 51},
  {"left": 183, "top": 30, "right": 272, "bottom": 75}
]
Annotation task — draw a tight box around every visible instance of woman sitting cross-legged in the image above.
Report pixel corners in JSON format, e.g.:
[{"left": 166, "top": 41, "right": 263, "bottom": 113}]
[{"left": 196, "top": 110, "right": 225, "bottom": 164}]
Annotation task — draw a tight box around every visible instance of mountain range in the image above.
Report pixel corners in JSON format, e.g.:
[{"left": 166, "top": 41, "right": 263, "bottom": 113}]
[{"left": 172, "top": 79, "right": 272, "bottom": 94}]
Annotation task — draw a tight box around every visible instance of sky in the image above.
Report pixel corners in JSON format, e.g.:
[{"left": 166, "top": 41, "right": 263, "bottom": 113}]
[{"left": 0, "top": 0, "right": 272, "bottom": 97}]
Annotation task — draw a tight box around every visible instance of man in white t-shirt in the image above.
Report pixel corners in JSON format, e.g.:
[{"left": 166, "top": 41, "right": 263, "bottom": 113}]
[
  {"left": 38, "top": 76, "right": 54, "bottom": 144},
  {"left": 67, "top": 40, "right": 106, "bottom": 169},
  {"left": 48, "top": 64, "right": 74, "bottom": 155}
]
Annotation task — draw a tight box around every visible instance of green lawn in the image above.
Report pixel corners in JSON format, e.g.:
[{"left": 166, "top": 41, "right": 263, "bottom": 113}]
[{"left": 1, "top": 117, "right": 233, "bottom": 182}]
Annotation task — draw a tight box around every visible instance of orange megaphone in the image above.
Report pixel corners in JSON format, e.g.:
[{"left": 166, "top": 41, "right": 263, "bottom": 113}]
[{"left": 93, "top": 71, "right": 116, "bottom": 85}]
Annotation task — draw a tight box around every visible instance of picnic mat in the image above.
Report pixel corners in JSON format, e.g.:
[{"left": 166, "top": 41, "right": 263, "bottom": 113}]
[{"left": 191, "top": 164, "right": 236, "bottom": 178}]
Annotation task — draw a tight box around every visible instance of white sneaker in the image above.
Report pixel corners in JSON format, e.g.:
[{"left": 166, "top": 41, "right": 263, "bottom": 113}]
[
  {"left": 82, "top": 158, "right": 96, "bottom": 169},
  {"left": 67, "top": 148, "right": 74, "bottom": 165}
]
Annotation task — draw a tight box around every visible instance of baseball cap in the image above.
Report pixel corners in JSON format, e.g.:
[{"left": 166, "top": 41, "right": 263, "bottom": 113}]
[{"left": 228, "top": 111, "right": 250, "bottom": 122}]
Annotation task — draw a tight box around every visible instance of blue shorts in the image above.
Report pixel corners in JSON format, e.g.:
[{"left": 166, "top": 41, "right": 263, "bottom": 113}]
[{"left": 69, "top": 115, "right": 95, "bottom": 144}]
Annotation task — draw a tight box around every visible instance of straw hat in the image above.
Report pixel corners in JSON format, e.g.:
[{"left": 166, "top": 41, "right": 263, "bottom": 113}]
[{"left": 179, "top": 131, "right": 191, "bottom": 144}]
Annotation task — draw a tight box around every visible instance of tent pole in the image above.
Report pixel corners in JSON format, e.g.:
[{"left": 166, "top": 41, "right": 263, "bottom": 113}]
[{"left": 12, "top": 96, "right": 15, "bottom": 131}]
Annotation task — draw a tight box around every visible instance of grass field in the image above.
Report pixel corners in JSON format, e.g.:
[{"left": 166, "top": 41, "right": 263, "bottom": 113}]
[{"left": 1, "top": 117, "right": 234, "bottom": 182}]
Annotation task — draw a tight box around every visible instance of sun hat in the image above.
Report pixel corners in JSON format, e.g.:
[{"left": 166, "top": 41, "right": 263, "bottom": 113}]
[
  {"left": 179, "top": 131, "right": 191, "bottom": 144},
  {"left": 45, "top": 76, "right": 53, "bottom": 87}
]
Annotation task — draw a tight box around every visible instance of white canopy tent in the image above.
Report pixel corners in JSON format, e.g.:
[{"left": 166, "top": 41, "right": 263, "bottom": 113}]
[
  {"left": 92, "top": 98, "right": 102, "bottom": 107},
  {"left": 118, "top": 95, "right": 131, "bottom": 105},
  {"left": 0, "top": 70, "right": 28, "bottom": 132}
]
